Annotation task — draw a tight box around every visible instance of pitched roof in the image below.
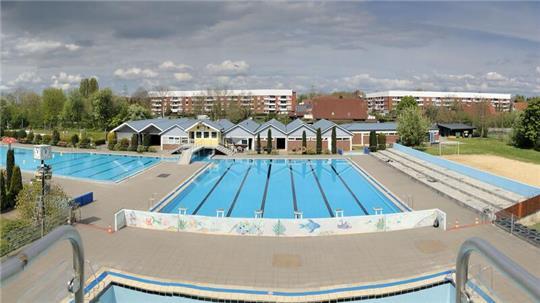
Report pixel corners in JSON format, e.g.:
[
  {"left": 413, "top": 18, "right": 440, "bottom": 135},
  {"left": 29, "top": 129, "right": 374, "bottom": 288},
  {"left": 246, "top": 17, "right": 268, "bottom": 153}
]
[
  {"left": 437, "top": 123, "right": 476, "bottom": 130},
  {"left": 306, "top": 96, "right": 368, "bottom": 120},
  {"left": 256, "top": 118, "right": 286, "bottom": 133},
  {"left": 234, "top": 119, "right": 260, "bottom": 133},
  {"left": 285, "top": 119, "right": 314, "bottom": 133},
  {"left": 216, "top": 119, "right": 234, "bottom": 130},
  {"left": 312, "top": 119, "right": 337, "bottom": 132},
  {"left": 342, "top": 122, "right": 398, "bottom": 132}
]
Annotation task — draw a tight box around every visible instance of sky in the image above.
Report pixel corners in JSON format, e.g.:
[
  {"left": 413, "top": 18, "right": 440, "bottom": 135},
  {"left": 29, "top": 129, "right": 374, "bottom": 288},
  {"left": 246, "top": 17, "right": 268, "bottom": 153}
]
[{"left": 1, "top": 1, "right": 539, "bottom": 96}]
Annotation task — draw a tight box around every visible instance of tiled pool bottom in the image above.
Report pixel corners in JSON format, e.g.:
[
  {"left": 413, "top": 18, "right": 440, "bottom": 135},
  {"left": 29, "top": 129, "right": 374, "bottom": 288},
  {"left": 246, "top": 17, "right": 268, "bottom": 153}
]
[
  {"left": 96, "top": 283, "right": 455, "bottom": 303},
  {"left": 0, "top": 146, "right": 161, "bottom": 182},
  {"left": 160, "top": 159, "right": 403, "bottom": 218}
]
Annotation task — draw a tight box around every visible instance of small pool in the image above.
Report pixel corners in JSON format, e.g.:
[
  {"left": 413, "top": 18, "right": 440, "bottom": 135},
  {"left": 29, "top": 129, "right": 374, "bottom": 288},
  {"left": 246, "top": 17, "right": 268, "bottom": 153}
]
[
  {"left": 160, "top": 159, "right": 402, "bottom": 218},
  {"left": 0, "top": 146, "right": 160, "bottom": 182},
  {"left": 96, "top": 282, "right": 455, "bottom": 303}
]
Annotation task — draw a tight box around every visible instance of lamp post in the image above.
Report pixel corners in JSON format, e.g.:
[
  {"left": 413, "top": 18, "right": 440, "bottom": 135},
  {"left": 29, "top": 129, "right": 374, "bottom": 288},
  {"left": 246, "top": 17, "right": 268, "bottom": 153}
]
[{"left": 33, "top": 145, "right": 53, "bottom": 237}]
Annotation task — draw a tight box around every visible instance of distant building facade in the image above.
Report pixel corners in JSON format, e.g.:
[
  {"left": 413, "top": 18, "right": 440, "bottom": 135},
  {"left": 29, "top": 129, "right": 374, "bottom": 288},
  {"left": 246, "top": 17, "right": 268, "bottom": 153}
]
[
  {"left": 295, "top": 95, "right": 368, "bottom": 121},
  {"left": 148, "top": 89, "right": 297, "bottom": 116},
  {"left": 365, "top": 91, "right": 512, "bottom": 113}
]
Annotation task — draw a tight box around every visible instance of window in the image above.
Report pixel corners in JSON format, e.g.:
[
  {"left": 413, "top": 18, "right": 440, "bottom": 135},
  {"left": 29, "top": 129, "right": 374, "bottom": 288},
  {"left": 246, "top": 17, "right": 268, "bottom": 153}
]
[
  {"left": 204, "top": 132, "right": 209, "bottom": 138},
  {"left": 211, "top": 132, "right": 217, "bottom": 138},
  {"left": 196, "top": 132, "right": 202, "bottom": 138},
  {"left": 241, "top": 139, "right": 248, "bottom": 144}
]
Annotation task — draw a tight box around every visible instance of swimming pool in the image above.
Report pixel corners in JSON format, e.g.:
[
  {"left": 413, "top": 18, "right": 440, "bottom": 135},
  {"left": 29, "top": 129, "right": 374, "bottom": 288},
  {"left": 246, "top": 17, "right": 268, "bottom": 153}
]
[
  {"left": 0, "top": 146, "right": 160, "bottom": 182},
  {"left": 160, "top": 159, "right": 402, "bottom": 218}
]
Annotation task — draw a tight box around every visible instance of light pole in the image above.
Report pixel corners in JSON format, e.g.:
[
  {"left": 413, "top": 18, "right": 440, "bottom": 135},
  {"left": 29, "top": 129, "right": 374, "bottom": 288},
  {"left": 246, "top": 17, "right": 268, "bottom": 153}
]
[{"left": 33, "top": 145, "right": 52, "bottom": 237}]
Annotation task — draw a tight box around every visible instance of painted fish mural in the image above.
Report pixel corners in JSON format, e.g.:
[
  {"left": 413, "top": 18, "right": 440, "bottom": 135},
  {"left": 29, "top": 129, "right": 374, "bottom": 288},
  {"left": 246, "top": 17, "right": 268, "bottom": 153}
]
[
  {"left": 337, "top": 220, "right": 352, "bottom": 229},
  {"left": 299, "top": 219, "right": 320, "bottom": 233}
]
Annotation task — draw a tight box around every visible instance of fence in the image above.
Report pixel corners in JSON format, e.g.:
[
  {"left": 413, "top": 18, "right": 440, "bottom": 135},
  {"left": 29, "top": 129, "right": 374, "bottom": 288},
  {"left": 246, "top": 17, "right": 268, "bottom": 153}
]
[
  {"left": 115, "top": 209, "right": 446, "bottom": 237},
  {"left": 393, "top": 143, "right": 540, "bottom": 198},
  {"left": 0, "top": 209, "right": 70, "bottom": 257}
]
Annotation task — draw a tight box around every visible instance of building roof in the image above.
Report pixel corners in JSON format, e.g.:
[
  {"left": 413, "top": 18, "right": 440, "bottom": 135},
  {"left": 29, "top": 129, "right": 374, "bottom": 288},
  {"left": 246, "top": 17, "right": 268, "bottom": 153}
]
[
  {"left": 312, "top": 119, "right": 336, "bottom": 132},
  {"left": 342, "top": 122, "right": 398, "bottom": 132},
  {"left": 149, "top": 89, "right": 294, "bottom": 98},
  {"left": 225, "top": 119, "right": 260, "bottom": 134},
  {"left": 256, "top": 118, "right": 287, "bottom": 133},
  {"left": 306, "top": 96, "right": 368, "bottom": 120},
  {"left": 437, "top": 123, "right": 476, "bottom": 130},
  {"left": 366, "top": 90, "right": 511, "bottom": 100},
  {"left": 113, "top": 117, "right": 232, "bottom": 134},
  {"left": 216, "top": 119, "right": 235, "bottom": 130}
]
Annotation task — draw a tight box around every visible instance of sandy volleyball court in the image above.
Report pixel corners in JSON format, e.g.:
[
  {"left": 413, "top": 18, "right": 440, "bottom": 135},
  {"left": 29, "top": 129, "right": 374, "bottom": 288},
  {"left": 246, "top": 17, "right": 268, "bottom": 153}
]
[{"left": 443, "top": 154, "right": 540, "bottom": 187}]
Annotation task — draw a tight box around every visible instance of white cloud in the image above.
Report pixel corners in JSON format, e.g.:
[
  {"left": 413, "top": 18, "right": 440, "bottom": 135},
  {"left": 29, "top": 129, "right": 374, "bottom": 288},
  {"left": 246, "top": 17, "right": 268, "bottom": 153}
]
[
  {"left": 206, "top": 60, "right": 249, "bottom": 74},
  {"left": 536, "top": 66, "right": 540, "bottom": 74},
  {"left": 114, "top": 67, "right": 158, "bottom": 79},
  {"left": 159, "top": 61, "right": 191, "bottom": 70},
  {"left": 485, "top": 72, "right": 506, "bottom": 81},
  {"left": 342, "top": 74, "right": 413, "bottom": 89},
  {"left": 14, "top": 38, "right": 80, "bottom": 53},
  {"left": 51, "top": 72, "right": 82, "bottom": 90},
  {"left": 8, "top": 71, "right": 43, "bottom": 86},
  {"left": 173, "top": 72, "right": 193, "bottom": 81}
]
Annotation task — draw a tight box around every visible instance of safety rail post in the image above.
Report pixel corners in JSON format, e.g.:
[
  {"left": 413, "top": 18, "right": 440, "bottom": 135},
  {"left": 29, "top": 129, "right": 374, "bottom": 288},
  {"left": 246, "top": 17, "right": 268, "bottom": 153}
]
[
  {"left": 0, "top": 225, "right": 85, "bottom": 303},
  {"left": 455, "top": 237, "right": 540, "bottom": 303}
]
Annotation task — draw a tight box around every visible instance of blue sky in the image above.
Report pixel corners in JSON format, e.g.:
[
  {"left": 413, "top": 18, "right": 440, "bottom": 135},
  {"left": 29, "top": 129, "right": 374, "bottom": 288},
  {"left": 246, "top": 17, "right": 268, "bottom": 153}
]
[{"left": 1, "top": 1, "right": 539, "bottom": 95}]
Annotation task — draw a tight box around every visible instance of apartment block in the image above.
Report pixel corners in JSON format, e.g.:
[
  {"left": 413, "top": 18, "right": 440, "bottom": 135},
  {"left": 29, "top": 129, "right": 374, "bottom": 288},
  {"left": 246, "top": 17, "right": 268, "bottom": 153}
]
[
  {"left": 148, "top": 89, "right": 297, "bottom": 116},
  {"left": 365, "top": 90, "right": 512, "bottom": 113}
]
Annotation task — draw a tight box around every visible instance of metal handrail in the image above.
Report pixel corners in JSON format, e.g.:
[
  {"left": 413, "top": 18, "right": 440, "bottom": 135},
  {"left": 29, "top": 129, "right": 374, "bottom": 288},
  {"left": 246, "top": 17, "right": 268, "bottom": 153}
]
[
  {"left": 0, "top": 225, "right": 85, "bottom": 303},
  {"left": 455, "top": 237, "right": 540, "bottom": 303}
]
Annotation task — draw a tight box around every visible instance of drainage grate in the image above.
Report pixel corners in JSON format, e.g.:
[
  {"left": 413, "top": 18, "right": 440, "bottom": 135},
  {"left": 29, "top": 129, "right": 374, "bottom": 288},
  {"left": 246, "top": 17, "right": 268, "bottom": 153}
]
[{"left": 157, "top": 173, "right": 170, "bottom": 178}]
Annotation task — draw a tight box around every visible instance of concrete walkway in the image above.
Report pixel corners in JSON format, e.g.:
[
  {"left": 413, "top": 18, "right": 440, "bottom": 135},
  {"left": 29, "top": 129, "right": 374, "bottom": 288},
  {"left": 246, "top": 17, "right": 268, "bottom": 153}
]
[{"left": 2, "top": 156, "right": 539, "bottom": 302}]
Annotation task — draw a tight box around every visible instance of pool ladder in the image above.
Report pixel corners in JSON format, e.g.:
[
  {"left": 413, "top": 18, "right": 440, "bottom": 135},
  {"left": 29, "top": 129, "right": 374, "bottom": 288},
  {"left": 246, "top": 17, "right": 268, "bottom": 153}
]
[{"left": 455, "top": 237, "right": 540, "bottom": 302}]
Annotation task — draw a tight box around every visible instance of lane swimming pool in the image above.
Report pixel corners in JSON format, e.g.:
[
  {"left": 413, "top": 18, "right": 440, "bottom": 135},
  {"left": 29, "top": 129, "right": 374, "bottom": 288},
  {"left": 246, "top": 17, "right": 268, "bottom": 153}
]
[
  {"left": 0, "top": 146, "right": 161, "bottom": 182},
  {"left": 160, "top": 159, "right": 402, "bottom": 218}
]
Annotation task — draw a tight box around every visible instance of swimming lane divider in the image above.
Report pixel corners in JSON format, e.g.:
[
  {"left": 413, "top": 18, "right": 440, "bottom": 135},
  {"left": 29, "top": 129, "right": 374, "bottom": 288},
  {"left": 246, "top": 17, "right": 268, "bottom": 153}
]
[
  {"left": 259, "top": 160, "right": 273, "bottom": 217},
  {"left": 226, "top": 165, "right": 253, "bottom": 217},
  {"left": 330, "top": 164, "right": 368, "bottom": 215},
  {"left": 192, "top": 162, "right": 235, "bottom": 215}
]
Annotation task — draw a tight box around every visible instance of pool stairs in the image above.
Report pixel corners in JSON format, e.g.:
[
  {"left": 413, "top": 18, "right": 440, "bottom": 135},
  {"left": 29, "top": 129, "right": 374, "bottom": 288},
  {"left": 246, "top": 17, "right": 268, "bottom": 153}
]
[
  {"left": 371, "top": 148, "right": 524, "bottom": 215},
  {"left": 178, "top": 144, "right": 234, "bottom": 164}
]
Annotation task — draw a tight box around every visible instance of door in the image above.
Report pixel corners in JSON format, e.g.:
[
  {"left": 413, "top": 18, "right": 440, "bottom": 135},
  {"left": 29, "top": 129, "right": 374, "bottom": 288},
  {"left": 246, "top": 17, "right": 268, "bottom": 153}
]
[
  {"left": 277, "top": 138, "right": 286, "bottom": 149},
  {"left": 248, "top": 138, "right": 253, "bottom": 150}
]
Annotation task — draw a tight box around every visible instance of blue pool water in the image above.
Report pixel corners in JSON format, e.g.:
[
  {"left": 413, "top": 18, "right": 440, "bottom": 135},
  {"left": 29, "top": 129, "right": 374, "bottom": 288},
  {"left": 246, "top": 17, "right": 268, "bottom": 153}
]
[
  {"left": 97, "top": 283, "right": 455, "bottom": 303},
  {"left": 0, "top": 146, "right": 160, "bottom": 182},
  {"left": 160, "top": 159, "right": 402, "bottom": 218}
]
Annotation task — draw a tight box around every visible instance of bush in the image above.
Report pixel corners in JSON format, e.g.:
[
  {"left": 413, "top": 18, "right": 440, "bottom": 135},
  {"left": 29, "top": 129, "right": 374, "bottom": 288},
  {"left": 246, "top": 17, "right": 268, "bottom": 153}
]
[
  {"left": 94, "top": 139, "right": 106, "bottom": 146},
  {"left": 147, "top": 146, "right": 157, "bottom": 153},
  {"left": 42, "top": 134, "right": 52, "bottom": 145},
  {"left": 70, "top": 134, "right": 79, "bottom": 147},
  {"left": 117, "top": 138, "right": 130, "bottom": 151},
  {"left": 0, "top": 170, "right": 7, "bottom": 211},
  {"left": 16, "top": 129, "right": 27, "bottom": 139},
  {"left": 8, "top": 166, "right": 23, "bottom": 209},
  {"left": 136, "top": 145, "right": 146, "bottom": 153},
  {"left": 107, "top": 132, "right": 117, "bottom": 150},
  {"left": 27, "top": 132, "right": 34, "bottom": 142},
  {"left": 15, "top": 182, "right": 70, "bottom": 221},
  {"left": 51, "top": 129, "right": 60, "bottom": 146},
  {"left": 78, "top": 130, "right": 91, "bottom": 148},
  {"left": 33, "top": 134, "right": 42, "bottom": 144}
]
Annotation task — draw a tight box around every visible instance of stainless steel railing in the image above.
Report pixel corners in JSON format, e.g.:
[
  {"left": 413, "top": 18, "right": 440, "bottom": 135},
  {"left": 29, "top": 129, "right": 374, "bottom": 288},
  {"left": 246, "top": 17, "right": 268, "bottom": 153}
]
[
  {"left": 455, "top": 237, "right": 540, "bottom": 303},
  {"left": 0, "top": 225, "right": 85, "bottom": 303}
]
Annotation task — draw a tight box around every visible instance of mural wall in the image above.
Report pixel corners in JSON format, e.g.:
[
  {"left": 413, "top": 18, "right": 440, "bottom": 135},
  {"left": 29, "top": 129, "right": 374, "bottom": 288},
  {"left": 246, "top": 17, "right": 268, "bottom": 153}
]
[{"left": 116, "top": 209, "right": 446, "bottom": 237}]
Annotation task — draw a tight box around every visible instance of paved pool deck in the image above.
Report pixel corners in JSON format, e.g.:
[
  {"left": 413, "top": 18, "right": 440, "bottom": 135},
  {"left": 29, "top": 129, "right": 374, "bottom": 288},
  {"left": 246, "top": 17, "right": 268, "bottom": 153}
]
[{"left": 2, "top": 154, "right": 539, "bottom": 302}]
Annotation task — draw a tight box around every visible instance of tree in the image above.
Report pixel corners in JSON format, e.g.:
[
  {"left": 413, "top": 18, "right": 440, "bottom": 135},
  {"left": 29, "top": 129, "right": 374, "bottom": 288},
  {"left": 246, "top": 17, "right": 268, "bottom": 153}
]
[
  {"left": 302, "top": 130, "right": 307, "bottom": 154},
  {"left": 129, "top": 134, "right": 138, "bottom": 151},
  {"left": 51, "top": 129, "right": 60, "bottom": 146},
  {"left": 42, "top": 88, "right": 66, "bottom": 127},
  {"left": 15, "top": 182, "right": 70, "bottom": 221},
  {"left": 92, "top": 88, "right": 114, "bottom": 130},
  {"left": 396, "top": 96, "right": 417, "bottom": 114},
  {"left": 377, "top": 133, "right": 387, "bottom": 150},
  {"left": 79, "top": 78, "right": 90, "bottom": 98},
  {"left": 88, "top": 78, "right": 99, "bottom": 94},
  {"left": 226, "top": 101, "right": 245, "bottom": 123},
  {"left": 8, "top": 166, "right": 22, "bottom": 209},
  {"left": 369, "top": 130, "right": 378, "bottom": 152},
  {"left": 331, "top": 126, "right": 337, "bottom": 154},
  {"left": 6, "top": 149, "right": 14, "bottom": 188},
  {"left": 107, "top": 132, "right": 117, "bottom": 150},
  {"left": 70, "top": 134, "right": 79, "bottom": 147},
  {"left": 256, "top": 133, "right": 261, "bottom": 154},
  {"left": 316, "top": 128, "right": 322, "bottom": 154},
  {"left": 512, "top": 97, "right": 540, "bottom": 149},
  {"left": 142, "top": 134, "right": 151, "bottom": 147},
  {"left": 266, "top": 129, "right": 272, "bottom": 154},
  {"left": 397, "top": 107, "right": 429, "bottom": 147},
  {"left": 0, "top": 170, "right": 6, "bottom": 211},
  {"left": 61, "top": 90, "right": 85, "bottom": 127}
]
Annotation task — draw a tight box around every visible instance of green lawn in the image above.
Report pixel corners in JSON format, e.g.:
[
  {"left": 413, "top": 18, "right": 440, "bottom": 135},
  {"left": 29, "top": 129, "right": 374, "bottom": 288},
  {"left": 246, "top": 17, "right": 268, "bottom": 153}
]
[
  {"left": 29, "top": 129, "right": 107, "bottom": 142},
  {"left": 424, "top": 137, "right": 540, "bottom": 165},
  {"left": 531, "top": 223, "right": 540, "bottom": 232}
]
